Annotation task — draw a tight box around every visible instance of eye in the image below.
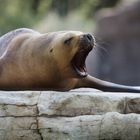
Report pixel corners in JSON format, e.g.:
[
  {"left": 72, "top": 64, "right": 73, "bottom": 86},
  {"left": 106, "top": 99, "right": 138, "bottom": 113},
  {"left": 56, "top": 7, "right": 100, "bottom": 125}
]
[
  {"left": 64, "top": 37, "right": 73, "bottom": 45},
  {"left": 50, "top": 48, "right": 53, "bottom": 53}
]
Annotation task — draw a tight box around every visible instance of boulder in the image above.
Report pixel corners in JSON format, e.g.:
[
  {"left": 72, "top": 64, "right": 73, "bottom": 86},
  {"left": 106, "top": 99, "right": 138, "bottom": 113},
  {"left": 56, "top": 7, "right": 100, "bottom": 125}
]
[{"left": 0, "top": 89, "right": 139, "bottom": 140}]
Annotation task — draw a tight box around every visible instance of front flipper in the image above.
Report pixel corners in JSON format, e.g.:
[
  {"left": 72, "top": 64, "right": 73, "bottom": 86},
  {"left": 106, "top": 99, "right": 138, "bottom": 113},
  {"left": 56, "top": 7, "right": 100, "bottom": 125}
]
[{"left": 76, "top": 75, "right": 140, "bottom": 93}]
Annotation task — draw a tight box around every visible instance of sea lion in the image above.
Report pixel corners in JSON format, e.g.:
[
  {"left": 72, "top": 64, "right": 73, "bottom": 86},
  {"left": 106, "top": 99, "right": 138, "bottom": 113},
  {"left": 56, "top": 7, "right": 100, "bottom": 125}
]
[{"left": 0, "top": 28, "right": 140, "bottom": 92}]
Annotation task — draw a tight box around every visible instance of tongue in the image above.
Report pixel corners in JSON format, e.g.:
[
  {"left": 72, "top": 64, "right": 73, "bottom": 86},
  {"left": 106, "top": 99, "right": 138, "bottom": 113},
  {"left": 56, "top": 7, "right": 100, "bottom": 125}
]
[{"left": 75, "top": 63, "right": 86, "bottom": 72}]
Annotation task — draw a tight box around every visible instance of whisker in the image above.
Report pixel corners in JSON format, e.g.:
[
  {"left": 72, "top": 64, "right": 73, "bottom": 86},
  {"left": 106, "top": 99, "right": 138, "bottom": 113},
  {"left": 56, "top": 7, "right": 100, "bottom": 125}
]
[{"left": 92, "top": 47, "right": 107, "bottom": 60}]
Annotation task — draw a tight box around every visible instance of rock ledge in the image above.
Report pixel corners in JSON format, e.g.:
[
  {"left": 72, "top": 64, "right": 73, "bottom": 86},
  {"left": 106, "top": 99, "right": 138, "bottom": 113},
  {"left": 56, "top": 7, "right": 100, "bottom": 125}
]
[{"left": 0, "top": 89, "right": 140, "bottom": 140}]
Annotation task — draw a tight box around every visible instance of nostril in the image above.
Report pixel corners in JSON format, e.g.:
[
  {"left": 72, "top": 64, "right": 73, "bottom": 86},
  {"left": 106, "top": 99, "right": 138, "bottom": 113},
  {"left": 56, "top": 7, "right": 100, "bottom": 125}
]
[
  {"left": 83, "top": 33, "right": 94, "bottom": 44},
  {"left": 86, "top": 34, "right": 93, "bottom": 41}
]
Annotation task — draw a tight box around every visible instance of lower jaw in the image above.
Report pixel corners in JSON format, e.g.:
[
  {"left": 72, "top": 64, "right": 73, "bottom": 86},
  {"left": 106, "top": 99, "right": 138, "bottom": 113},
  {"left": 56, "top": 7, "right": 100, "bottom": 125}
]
[
  {"left": 72, "top": 65, "right": 88, "bottom": 78},
  {"left": 76, "top": 70, "right": 88, "bottom": 77}
]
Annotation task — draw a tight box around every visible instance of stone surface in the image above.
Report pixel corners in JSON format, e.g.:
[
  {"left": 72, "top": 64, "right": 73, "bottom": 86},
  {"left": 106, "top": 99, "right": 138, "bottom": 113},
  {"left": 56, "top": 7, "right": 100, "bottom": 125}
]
[
  {"left": 0, "top": 117, "right": 41, "bottom": 140},
  {"left": 87, "top": 0, "right": 140, "bottom": 85},
  {"left": 38, "top": 112, "right": 140, "bottom": 140},
  {"left": 0, "top": 91, "right": 40, "bottom": 116},
  {"left": 38, "top": 89, "right": 140, "bottom": 116},
  {"left": 0, "top": 89, "right": 139, "bottom": 140}
]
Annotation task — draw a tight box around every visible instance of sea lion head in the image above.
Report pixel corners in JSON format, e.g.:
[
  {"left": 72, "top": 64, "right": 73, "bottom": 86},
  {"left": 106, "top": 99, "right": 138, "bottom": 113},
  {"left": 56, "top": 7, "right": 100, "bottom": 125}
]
[{"left": 45, "top": 31, "right": 95, "bottom": 78}]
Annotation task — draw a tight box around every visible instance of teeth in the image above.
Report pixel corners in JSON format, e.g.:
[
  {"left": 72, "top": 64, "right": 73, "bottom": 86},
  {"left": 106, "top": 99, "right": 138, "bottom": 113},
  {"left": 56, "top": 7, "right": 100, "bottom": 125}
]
[{"left": 73, "top": 65, "right": 87, "bottom": 77}]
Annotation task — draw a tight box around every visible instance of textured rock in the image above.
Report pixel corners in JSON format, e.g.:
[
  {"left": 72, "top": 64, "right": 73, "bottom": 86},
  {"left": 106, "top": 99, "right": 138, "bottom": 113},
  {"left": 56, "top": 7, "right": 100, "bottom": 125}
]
[
  {"left": 0, "top": 117, "right": 41, "bottom": 140},
  {"left": 125, "top": 98, "right": 140, "bottom": 113},
  {"left": 38, "top": 89, "right": 140, "bottom": 116},
  {"left": 0, "top": 91, "right": 40, "bottom": 116},
  {"left": 38, "top": 115, "right": 102, "bottom": 140},
  {"left": 38, "top": 112, "right": 140, "bottom": 140},
  {"left": 0, "top": 89, "right": 139, "bottom": 140}
]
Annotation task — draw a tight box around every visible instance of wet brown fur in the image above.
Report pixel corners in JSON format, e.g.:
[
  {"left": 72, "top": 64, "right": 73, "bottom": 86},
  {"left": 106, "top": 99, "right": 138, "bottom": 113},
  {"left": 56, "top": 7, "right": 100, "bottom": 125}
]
[{"left": 0, "top": 28, "right": 140, "bottom": 93}]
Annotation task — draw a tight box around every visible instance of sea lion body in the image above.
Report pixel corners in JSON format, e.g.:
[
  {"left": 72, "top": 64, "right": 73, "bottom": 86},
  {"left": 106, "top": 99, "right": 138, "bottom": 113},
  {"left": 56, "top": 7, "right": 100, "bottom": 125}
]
[
  {"left": 0, "top": 28, "right": 81, "bottom": 90},
  {"left": 0, "top": 28, "right": 140, "bottom": 92}
]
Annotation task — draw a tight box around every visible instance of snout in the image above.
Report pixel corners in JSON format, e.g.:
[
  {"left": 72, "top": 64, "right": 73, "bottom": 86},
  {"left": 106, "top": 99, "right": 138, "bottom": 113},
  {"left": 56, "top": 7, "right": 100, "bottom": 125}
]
[
  {"left": 83, "top": 33, "right": 95, "bottom": 45},
  {"left": 79, "top": 33, "right": 95, "bottom": 51}
]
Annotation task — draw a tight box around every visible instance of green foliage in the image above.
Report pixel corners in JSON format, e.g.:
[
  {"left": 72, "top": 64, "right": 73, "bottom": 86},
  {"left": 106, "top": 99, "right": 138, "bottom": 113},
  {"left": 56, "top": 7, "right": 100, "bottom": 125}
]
[
  {"left": 0, "top": 0, "right": 42, "bottom": 35},
  {"left": 0, "top": 0, "right": 120, "bottom": 35}
]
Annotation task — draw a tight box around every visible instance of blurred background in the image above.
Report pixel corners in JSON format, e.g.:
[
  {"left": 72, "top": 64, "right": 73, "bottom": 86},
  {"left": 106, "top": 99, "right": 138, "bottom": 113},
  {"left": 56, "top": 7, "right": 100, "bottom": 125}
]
[{"left": 0, "top": 0, "right": 140, "bottom": 85}]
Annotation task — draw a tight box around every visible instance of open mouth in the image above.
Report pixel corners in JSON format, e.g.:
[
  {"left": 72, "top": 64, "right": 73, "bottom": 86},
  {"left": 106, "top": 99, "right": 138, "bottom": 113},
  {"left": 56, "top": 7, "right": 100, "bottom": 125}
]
[{"left": 71, "top": 44, "right": 93, "bottom": 77}]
